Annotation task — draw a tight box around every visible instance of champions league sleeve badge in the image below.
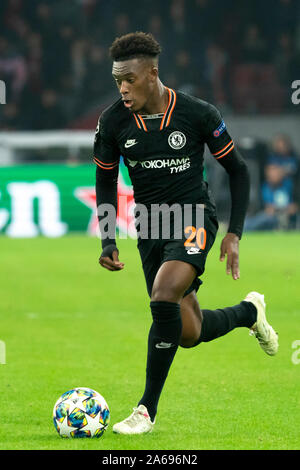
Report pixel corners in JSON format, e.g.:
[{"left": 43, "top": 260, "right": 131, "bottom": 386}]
[{"left": 213, "top": 120, "right": 226, "bottom": 138}]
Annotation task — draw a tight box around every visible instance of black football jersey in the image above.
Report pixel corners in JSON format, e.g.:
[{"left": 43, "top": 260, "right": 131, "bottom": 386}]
[{"left": 93, "top": 88, "right": 234, "bottom": 212}]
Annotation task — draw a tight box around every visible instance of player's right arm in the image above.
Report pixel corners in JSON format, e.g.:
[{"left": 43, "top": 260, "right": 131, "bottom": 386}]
[{"left": 94, "top": 113, "right": 124, "bottom": 271}]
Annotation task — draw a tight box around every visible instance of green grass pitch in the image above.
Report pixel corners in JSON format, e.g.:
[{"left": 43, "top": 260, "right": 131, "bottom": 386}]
[{"left": 0, "top": 232, "right": 299, "bottom": 450}]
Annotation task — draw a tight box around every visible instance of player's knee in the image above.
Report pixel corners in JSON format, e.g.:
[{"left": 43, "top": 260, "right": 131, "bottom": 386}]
[
  {"left": 179, "top": 334, "right": 199, "bottom": 349},
  {"left": 151, "top": 285, "right": 181, "bottom": 303}
]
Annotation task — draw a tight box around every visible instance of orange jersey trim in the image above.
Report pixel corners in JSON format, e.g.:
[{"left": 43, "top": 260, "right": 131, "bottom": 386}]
[
  {"left": 93, "top": 157, "right": 118, "bottom": 170},
  {"left": 212, "top": 140, "right": 234, "bottom": 157},
  {"left": 94, "top": 156, "right": 118, "bottom": 166},
  {"left": 160, "top": 88, "right": 172, "bottom": 130},
  {"left": 132, "top": 87, "right": 176, "bottom": 132},
  {"left": 215, "top": 144, "right": 234, "bottom": 159},
  {"left": 165, "top": 89, "right": 177, "bottom": 127},
  {"left": 133, "top": 113, "right": 141, "bottom": 129},
  {"left": 137, "top": 114, "right": 148, "bottom": 131},
  {"left": 133, "top": 113, "right": 148, "bottom": 131}
]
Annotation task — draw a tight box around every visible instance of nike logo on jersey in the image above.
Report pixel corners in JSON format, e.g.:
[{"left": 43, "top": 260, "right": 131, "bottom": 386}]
[
  {"left": 155, "top": 342, "right": 174, "bottom": 349},
  {"left": 124, "top": 139, "right": 138, "bottom": 148},
  {"left": 127, "top": 158, "right": 138, "bottom": 167},
  {"left": 187, "top": 247, "right": 201, "bottom": 255}
]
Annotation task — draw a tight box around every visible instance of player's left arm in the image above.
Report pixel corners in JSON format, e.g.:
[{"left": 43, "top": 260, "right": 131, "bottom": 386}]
[
  {"left": 204, "top": 104, "right": 250, "bottom": 280},
  {"left": 217, "top": 147, "right": 250, "bottom": 280}
]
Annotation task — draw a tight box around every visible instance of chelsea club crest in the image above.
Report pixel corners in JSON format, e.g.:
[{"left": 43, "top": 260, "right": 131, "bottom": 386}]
[{"left": 168, "top": 131, "right": 186, "bottom": 150}]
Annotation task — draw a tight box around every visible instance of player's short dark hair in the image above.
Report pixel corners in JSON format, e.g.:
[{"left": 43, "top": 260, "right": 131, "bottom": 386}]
[{"left": 109, "top": 32, "right": 161, "bottom": 62}]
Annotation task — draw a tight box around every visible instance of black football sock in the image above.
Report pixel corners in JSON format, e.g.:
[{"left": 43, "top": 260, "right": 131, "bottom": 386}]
[
  {"left": 194, "top": 301, "right": 257, "bottom": 346},
  {"left": 138, "top": 301, "right": 182, "bottom": 422}
]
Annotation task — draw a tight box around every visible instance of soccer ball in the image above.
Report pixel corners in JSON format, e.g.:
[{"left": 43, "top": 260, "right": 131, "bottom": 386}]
[{"left": 53, "top": 387, "right": 110, "bottom": 438}]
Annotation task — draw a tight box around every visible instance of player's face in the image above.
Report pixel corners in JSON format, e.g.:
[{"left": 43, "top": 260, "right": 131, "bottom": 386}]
[{"left": 112, "top": 58, "right": 157, "bottom": 113}]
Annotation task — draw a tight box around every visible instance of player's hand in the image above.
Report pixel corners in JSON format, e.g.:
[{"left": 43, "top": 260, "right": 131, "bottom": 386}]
[
  {"left": 99, "top": 244, "right": 125, "bottom": 271},
  {"left": 219, "top": 233, "right": 240, "bottom": 280}
]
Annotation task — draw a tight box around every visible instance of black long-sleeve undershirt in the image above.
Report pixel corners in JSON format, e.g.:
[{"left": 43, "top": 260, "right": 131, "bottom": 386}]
[
  {"left": 96, "top": 165, "right": 118, "bottom": 249},
  {"left": 216, "top": 147, "right": 250, "bottom": 239}
]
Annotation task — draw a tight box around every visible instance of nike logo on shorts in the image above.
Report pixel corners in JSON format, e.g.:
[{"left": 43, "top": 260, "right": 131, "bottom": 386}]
[{"left": 187, "top": 247, "right": 201, "bottom": 255}]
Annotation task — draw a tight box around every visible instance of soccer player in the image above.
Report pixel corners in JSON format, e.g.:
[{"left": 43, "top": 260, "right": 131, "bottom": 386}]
[{"left": 94, "top": 32, "right": 278, "bottom": 435}]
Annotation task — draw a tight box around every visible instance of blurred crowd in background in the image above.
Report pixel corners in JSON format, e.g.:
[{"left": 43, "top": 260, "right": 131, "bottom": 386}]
[
  {"left": 0, "top": 0, "right": 300, "bottom": 131},
  {"left": 238, "top": 134, "right": 299, "bottom": 231},
  {"left": 0, "top": 0, "right": 299, "bottom": 229}
]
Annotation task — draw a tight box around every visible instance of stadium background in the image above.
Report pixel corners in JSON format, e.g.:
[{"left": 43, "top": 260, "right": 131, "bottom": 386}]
[
  {"left": 0, "top": 0, "right": 300, "bottom": 237},
  {"left": 0, "top": 0, "right": 300, "bottom": 451}
]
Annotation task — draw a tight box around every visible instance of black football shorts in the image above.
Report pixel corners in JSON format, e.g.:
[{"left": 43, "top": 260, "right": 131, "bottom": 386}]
[{"left": 137, "top": 206, "right": 218, "bottom": 298}]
